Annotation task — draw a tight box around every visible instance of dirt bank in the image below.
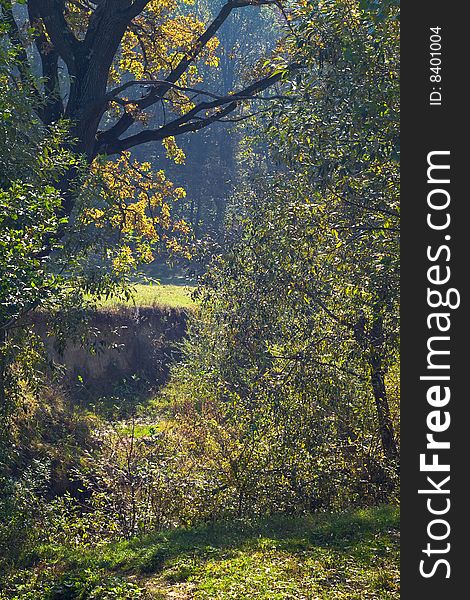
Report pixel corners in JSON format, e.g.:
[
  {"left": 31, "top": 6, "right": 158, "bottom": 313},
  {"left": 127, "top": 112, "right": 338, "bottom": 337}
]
[{"left": 30, "top": 306, "right": 188, "bottom": 397}]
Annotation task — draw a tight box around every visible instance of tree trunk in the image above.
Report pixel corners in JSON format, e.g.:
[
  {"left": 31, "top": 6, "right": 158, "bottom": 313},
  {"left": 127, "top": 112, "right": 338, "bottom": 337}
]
[
  {"left": 354, "top": 311, "right": 399, "bottom": 464},
  {"left": 0, "top": 328, "right": 10, "bottom": 456},
  {"left": 369, "top": 354, "right": 399, "bottom": 463},
  {"left": 368, "top": 316, "right": 399, "bottom": 464}
]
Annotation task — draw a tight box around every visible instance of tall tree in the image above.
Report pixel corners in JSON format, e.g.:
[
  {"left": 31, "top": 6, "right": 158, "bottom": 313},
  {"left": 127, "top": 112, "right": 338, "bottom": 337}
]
[{"left": 2, "top": 0, "right": 286, "bottom": 177}]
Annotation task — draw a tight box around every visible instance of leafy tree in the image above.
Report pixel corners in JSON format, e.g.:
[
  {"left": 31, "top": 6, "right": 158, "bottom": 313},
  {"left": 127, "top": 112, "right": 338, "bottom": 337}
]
[
  {"left": 0, "top": 36, "right": 184, "bottom": 452},
  {"left": 1, "top": 0, "right": 289, "bottom": 228},
  {"left": 271, "top": 0, "right": 400, "bottom": 463},
  {"left": 172, "top": 0, "right": 400, "bottom": 512},
  {"left": 0, "top": 40, "right": 72, "bottom": 414}
]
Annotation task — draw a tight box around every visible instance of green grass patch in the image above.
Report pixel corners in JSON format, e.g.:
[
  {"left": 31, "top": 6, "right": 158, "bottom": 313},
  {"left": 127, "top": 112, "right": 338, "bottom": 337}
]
[
  {"left": 94, "top": 284, "right": 196, "bottom": 310},
  {"left": 2, "top": 505, "right": 399, "bottom": 599},
  {"left": 115, "top": 420, "right": 170, "bottom": 439}
]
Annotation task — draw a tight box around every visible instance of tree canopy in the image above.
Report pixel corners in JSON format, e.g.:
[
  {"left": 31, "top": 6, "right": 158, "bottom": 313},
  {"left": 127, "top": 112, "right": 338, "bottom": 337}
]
[{"left": 3, "top": 0, "right": 286, "bottom": 160}]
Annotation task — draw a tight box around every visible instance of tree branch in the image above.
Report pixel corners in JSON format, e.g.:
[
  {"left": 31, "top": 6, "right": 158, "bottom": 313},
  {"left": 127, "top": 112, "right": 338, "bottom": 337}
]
[
  {"left": 124, "top": 0, "right": 153, "bottom": 20},
  {"left": 96, "top": 0, "right": 280, "bottom": 148},
  {"left": 28, "top": 0, "right": 80, "bottom": 76},
  {"left": 97, "top": 67, "right": 291, "bottom": 155},
  {"left": 83, "top": 0, "right": 138, "bottom": 56},
  {"left": 104, "top": 80, "right": 232, "bottom": 103},
  {"left": 2, "top": 1, "right": 64, "bottom": 123},
  {"left": 27, "top": 1, "right": 64, "bottom": 123},
  {"left": 3, "top": 2, "right": 30, "bottom": 75}
]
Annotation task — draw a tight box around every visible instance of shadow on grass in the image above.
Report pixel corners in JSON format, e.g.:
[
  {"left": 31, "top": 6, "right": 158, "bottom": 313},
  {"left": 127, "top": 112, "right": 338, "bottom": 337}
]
[
  {"left": 6, "top": 506, "right": 399, "bottom": 599},
  {"left": 53, "top": 505, "right": 399, "bottom": 577}
]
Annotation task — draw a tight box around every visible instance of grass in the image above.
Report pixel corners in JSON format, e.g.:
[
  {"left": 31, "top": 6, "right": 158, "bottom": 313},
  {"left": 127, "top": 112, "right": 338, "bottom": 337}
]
[
  {"left": 94, "top": 283, "right": 196, "bottom": 310},
  {"left": 3, "top": 505, "right": 399, "bottom": 599}
]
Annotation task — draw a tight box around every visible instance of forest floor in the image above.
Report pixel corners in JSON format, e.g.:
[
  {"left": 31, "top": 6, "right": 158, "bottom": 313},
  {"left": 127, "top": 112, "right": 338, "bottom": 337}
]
[
  {"left": 1, "top": 286, "right": 400, "bottom": 599},
  {"left": 3, "top": 506, "right": 399, "bottom": 599}
]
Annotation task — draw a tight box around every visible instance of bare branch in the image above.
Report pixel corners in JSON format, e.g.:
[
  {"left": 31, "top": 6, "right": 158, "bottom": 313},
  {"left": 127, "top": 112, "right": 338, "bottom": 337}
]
[
  {"left": 97, "top": 67, "right": 293, "bottom": 155},
  {"left": 105, "top": 80, "right": 229, "bottom": 103},
  {"left": 97, "top": 0, "right": 280, "bottom": 146},
  {"left": 28, "top": 0, "right": 80, "bottom": 75}
]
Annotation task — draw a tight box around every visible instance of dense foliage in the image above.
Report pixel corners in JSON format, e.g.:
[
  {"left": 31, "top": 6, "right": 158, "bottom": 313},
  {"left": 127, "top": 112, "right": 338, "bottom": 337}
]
[
  {"left": 0, "top": 1, "right": 400, "bottom": 598},
  {"left": 0, "top": 34, "right": 188, "bottom": 567},
  {"left": 169, "top": 0, "right": 400, "bottom": 514}
]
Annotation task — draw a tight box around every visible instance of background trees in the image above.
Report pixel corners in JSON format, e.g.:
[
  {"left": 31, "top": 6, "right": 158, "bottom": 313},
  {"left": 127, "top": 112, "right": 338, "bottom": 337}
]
[{"left": 131, "top": 1, "right": 281, "bottom": 247}]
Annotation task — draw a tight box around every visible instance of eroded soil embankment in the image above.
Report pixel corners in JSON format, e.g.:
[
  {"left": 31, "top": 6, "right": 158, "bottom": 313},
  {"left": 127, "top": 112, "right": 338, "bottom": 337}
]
[{"left": 30, "top": 306, "right": 189, "bottom": 397}]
